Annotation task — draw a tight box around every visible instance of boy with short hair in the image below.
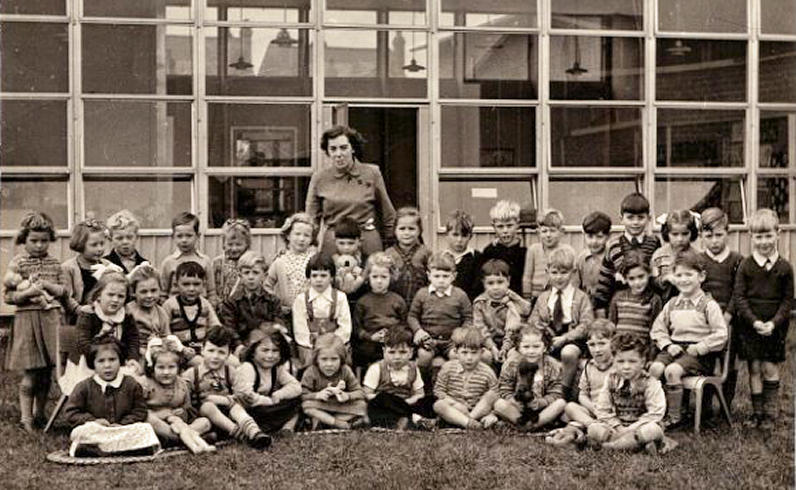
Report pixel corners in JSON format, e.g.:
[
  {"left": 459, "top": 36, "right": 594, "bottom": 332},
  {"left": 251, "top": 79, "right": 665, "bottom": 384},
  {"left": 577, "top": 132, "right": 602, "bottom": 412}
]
[
  {"left": 443, "top": 210, "right": 482, "bottom": 300},
  {"left": 433, "top": 327, "right": 499, "bottom": 429},
  {"left": 104, "top": 209, "right": 148, "bottom": 274},
  {"left": 181, "top": 326, "right": 271, "bottom": 449},
  {"left": 481, "top": 200, "right": 527, "bottom": 296},
  {"left": 218, "top": 251, "right": 284, "bottom": 350},
  {"left": 472, "top": 259, "right": 532, "bottom": 363},
  {"left": 587, "top": 333, "right": 666, "bottom": 454},
  {"left": 576, "top": 211, "right": 612, "bottom": 302},
  {"left": 522, "top": 208, "right": 575, "bottom": 301},
  {"left": 407, "top": 252, "right": 473, "bottom": 370},
  {"left": 332, "top": 217, "right": 367, "bottom": 302},
  {"left": 162, "top": 261, "right": 222, "bottom": 357},
  {"left": 594, "top": 193, "right": 661, "bottom": 317},
  {"left": 650, "top": 250, "right": 728, "bottom": 428},
  {"left": 160, "top": 212, "right": 217, "bottom": 304}
]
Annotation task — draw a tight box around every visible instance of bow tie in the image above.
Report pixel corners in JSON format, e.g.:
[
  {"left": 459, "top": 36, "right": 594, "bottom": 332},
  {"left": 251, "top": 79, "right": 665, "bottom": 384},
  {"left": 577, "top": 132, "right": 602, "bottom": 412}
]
[{"left": 490, "top": 300, "right": 507, "bottom": 308}]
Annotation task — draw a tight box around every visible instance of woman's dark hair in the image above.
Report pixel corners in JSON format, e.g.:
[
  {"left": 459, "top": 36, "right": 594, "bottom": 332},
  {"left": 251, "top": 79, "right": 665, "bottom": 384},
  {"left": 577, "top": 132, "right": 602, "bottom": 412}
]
[
  {"left": 305, "top": 253, "right": 336, "bottom": 278},
  {"left": 320, "top": 125, "right": 366, "bottom": 161},
  {"left": 86, "top": 337, "right": 125, "bottom": 370},
  {"left": 243, "top": 328, "right": 292, "bottom": 367}
]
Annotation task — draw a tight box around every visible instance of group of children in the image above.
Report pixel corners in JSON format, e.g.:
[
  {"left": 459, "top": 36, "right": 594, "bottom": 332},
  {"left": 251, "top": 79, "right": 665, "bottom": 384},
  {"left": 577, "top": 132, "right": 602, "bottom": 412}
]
[{"left": 2, "top": 190, "right": 793, "bottom": 457}]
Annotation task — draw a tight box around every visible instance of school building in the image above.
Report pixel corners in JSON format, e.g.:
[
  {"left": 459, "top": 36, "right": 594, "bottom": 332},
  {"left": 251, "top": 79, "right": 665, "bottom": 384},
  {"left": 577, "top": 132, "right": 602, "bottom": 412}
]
[{"left": 1, "top": 0, "right": 795, "bottom": 316}]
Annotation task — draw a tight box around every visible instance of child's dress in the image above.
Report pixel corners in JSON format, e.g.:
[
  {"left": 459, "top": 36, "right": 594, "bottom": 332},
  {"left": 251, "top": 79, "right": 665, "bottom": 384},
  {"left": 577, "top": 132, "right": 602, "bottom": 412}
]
[
  {"left": 139, "top": 375, "right": 199, "bottom": 424},
  {"left": 385, "top": 243, "right": 431, "bottom": 305},
  {"left": 126, "top": 302, "right": 170, "bottom": 358},
  {"left": 3, "top": 251, "right": 65, "bottom": 370},
  {"left": 300, "top": 364, "right": 367, "bottom": 416},
  {"left": 264, "top": 246, "right": 317, "bottom": 315},
  {"left": 234, "top": 361, "right": 302, "bottom": 433}
]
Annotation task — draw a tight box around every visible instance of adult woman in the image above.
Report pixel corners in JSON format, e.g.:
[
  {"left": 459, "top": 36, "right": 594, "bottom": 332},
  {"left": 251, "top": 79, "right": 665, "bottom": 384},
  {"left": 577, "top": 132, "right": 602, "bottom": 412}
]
[{"left": 306, "top": 125, "right": 397, "bottom": 257}]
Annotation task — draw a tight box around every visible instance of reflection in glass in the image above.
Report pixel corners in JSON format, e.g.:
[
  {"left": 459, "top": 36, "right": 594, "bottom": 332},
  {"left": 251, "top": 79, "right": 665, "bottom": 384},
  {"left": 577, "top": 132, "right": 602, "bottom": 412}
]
[
  {"left": 209, "top": 176, "right": 310, "bottom": 229},
  {"left": 761, "top": 0, "right": 796, "bottom": 34},
  {"left": 439, "top": 179, "right": 534, "bottom": 226},
  {"left": 658, "top": 0, "right": 746, "bottom": 33},
  {"left": 549, "top": 179, "right": 639, "bottom": 225},
  {"left": 84, "top": 177, "right": 191, "bottom": 229},
  {"left": 207, "top": 104, "right": 311, "bottom": 167},
  {"left": 441, "top": 106, "right": 535, "bottom": 168},
  {"left": 549, "top": 36, "right": 642, "bottom": 100},
  {"left": 205, "top": 3, "right": 310, "bottom": 23},
  {"left": 758, "top": 178, "right": 791, "bottom": 223},
  {"left": 0, "top": 177, "right": 68, "bottom": 230},
  {"left": 759, "top": 112, "right": 794, "bottom": 169},
  {"left": 82, "top": 25, "right": 193, "bottom": 95},
  {"left": 0, "top": 100, "right": 67, "bottom": 166},
  {"left": 655, "top": 178, "right": 744, "bottom": 223},
  {"left": 84, "top": 101, "right": 191, "bottom": 167},
  {"left": 205, "top": 27, "right": 312, "bottom": 96},
  {"left": 83, "top": 0, "right": 190, "bottom": 19},
  {"left": 759, "top": 42, "right": 796, "bottom": 103},
  {"left": 551, "top": 108, "right": 641, "bottom": 167},
  {"left": 656, "top": 40, "right": 746, "bottom": 102},
  {"left": 439, "top": 33, "right": 538, "bottom": 99},
  {"left": 0, "top": 23, "right": 68, "bottom": 93},
  {"left": 325, "top": 0, "right": 424, "bottom": 25},
  {"left": 551, "top": 0, "right": 642, "bottom": 30},
  {"left": 657, "top": 110, "right": 744, "bottom": 168},
  {"left": 0, "top": 0, "right": 64, "bottom": 15},
  {"left": 440, "top": 0, "right": 536, "bottom": 28},
  {"left": 324, "top": 30, "right": 427, "bottom": 98}
]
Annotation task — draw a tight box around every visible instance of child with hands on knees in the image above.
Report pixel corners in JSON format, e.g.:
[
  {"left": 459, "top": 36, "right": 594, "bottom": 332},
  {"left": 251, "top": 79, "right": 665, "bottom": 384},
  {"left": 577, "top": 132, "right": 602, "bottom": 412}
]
[
  {"left": 529, "top": 247, "right": 594, "bottom": 400},
  {"left": 650, "top": 250, "right": 727, "bottom": 428},
  {"left": 385, "top": 207, "right": 431, "bottom": 306},
  {"left": 433, "top": 327, "right": 499, "bottom": 430},
  {"left": 160, "top": 212, "right": 217, "bottom": 305},
  {"left": 734, "top": 208, "right": 794, "bottom": 430},
  {"left": 3, "top": 212, "right": 69, "bottom": 431},
  {"left": 265, "top": 212, "right": 318, "bottom": 316},
  {"left": 608, "top": 251, "right": 662, "bottom": 358},
  {"left": 493, "top": 324, "right": 566, "bottom": 431},
  {"left": 353, "top": 252, "right": 408, "bottom": 368},
  {"left": 652, "top": 210, "right": 700, "bottom": 302},
  {"left": 442, "top": 210, "right": 482, "bottom": 301},
  {"left": 104, "top": 209, "right": 148, "bottom": 275},
  {"left": 301, "top": 333, "right": 368, "bottom": 430},
  {"left": 212, "top": 218, "right": 251, "bottom": 304},
  {"left": 481, "top": 200, "right": 527, "bottom": 296},
  {"left": 576, "top": 212, "right": 612, "bottom": 302},
  {"left": 292, "top": 254, "right": 352, "bottom": 369},
  {"left": 331, "top": 217, "right": 367, "bottom": 302},
  {"left": 181, "top": 326, "right": 272, "bottom": 449},
  {"left": 126, "top": 263, "right": 170, "bottom": 358},
  {"left": 234, "top": 328, "right": 303, "bottom": 434},
  {"left": 522, "top": 209, "right": 576, "bottom": 302}
]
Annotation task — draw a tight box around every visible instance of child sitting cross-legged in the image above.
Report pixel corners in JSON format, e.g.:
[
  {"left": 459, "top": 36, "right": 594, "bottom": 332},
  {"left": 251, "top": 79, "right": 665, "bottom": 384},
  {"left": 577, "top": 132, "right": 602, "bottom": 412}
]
[
  {"left": 301, "top": 333, "right": 368, "bottom": 430},
  {"left": 181, "top": 326, "right": 272, "bottom": 449},
  {"left": 587, "top": 333, "right": 669, "bottom": 455},
  {"left": 432, "top": 327, "right": 499, "bottom": 430},
  {"left": 493, "top": 324, "right": 566, "bottom": 431}
]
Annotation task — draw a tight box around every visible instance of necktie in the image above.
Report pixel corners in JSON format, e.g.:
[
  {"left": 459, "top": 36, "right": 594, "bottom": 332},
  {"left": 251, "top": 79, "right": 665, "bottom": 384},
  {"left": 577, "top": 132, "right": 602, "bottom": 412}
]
[
  {"left": 551, "top": 290, "right": 564, "bottom": 335},
  {"left": 619, "top": 378, "right": 631, "bottom": 398}
]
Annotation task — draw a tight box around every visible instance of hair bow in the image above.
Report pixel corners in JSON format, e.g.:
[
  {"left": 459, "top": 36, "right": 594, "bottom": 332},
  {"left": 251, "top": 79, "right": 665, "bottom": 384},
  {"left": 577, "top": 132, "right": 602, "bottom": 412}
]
[
  {"left": 144, "top": 335, "right": 185, "bottom": 367},
  {"left": 91, "top": 262, "right": 124, "bottom": 281},
  {"left": 126, "top": 261, "right": 152, "bottom": 281}
]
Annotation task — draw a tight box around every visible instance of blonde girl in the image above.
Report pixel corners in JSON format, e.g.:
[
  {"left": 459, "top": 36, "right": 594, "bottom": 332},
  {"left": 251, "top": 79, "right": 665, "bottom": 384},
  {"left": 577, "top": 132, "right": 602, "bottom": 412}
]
[
  {"left": 301, "top": 333, "right": 368, "bottom": 430},
  {"left": 385, "top": 207, "right": 431, "bottom": 306},
  {"left": 3, "top": 212, "right": 67, "bottom": 431},
  {"left": 212, "top": 218, "right": 252, "bottom": 303},
  {"left": 265, "top": 212, "right": 318, "bottom": 314},
  {"left": 126, "top": 263, "right": 170, "bottom": 357}
]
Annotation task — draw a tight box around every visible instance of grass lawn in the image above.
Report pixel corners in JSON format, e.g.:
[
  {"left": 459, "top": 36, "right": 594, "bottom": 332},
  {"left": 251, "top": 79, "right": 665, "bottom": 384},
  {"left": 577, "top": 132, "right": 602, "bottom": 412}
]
[{"left": 0, "top": 330, "right": 794, "bottom": 490}]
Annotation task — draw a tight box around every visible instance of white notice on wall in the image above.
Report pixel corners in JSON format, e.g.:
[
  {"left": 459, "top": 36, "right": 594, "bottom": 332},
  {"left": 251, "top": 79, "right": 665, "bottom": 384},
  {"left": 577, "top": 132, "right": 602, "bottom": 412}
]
[{"left": 471, "top": 188, "right": 498, "bottom": 199}]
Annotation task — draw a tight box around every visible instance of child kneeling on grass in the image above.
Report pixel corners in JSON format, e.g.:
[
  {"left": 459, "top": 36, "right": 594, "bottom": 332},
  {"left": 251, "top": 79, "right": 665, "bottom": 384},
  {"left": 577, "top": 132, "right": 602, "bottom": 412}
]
[
  {"left": 363, "top": 326, "right": 436, "bottom": 430},
  {"left": 433, "top": 327, "right": 499, "bottom": 430},
  {"left": 301, "top": 333, "right": 368, "bottom": 430},
  {"left": 181, "top": 326, "right": 271, "bottom": 449},
  {"left": 587, "top": 333, "right": 670, "bottom": 455}
]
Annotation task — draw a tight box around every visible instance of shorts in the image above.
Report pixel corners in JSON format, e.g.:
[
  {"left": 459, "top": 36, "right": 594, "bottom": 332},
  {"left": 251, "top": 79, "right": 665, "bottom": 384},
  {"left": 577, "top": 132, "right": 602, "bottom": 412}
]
[
  {"left": 421, "top": 338, "right": 453, "bottom": 358},
  {"left": 653, "top": 343, "right": 718, "bottom": 376}
]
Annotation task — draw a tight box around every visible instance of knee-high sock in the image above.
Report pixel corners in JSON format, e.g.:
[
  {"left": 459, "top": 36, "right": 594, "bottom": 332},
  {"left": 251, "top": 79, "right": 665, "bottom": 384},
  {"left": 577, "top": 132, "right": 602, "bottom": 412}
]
[
  {"left": 19, "top": 378, "right": 35, "bottom": 424},
  {"left": 762, "top": 380, "right": 780, "bottom": 421},
  {"left": 751, "top": 392, "right": 764, "bottom": 419},
  {"left": 664, "top": 384, "right": 684, "bottom": 423}
]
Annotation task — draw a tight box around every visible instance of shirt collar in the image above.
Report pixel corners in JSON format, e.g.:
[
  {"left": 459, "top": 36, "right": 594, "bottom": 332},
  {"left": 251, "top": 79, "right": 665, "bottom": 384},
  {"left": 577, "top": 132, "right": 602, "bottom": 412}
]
[
  {"left": 752, "top": 250, "right": 779, "bottom": 268},
  {"left": 429, "top": 284, "right": 453, "bottom": 297},
  {"left": 92, "top": 372, "right": 124, "bottom": 393},
  {"left": 705, "top": 247, "right": 730, "bottom": 263},
  {"left": 674, "top": 290, "right": 705, "bottom": 307},
  {"left": 447, "top": 248, "right": 474, "bottom": 264},
  {"left": 623, "top": 232, "right": 643, "bottom": 245},
  {"left": 308, "top": 286, "right": 334, "bottom": 302},
  {"left": 333, "top": 162, "right": 361, "bottom": 179},
  {"left": 551, "top": 283, "right": 575, "bottom": 299},
  {"left": 93, "top": 301, "right": 126, "bottom": 324}
]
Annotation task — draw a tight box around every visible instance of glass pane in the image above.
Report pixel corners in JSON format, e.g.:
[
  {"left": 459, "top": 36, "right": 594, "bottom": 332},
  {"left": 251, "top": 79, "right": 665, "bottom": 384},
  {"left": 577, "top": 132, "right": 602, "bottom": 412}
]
[
  {"left": 0, "top": 100, "right": 67, "bottom": 166},
  {"left": 325, "top": 0, "right": 425, "bottom": 25},
  {"left": 658, "top": 0, "right": 746, "bottom": 33},
  {"left": 551, "top": 107, "right": 642, "bottom": 167},
  {"left": 0, "top": 177, "right": 68, "bottom": 230},
  {"left": 205, "top": 3, "right": 312, "bottom": 23},
  {"left": 0, "top": 23, "right": 68, "bottom": 93},
  {"left": 758, "top": 178, "right": 791, "bottom": 223},
  {"left": 0, "top": 0, "right": 64, "bottom": 15},
  {"left": 759, "top": 112, "right": 794, "bottom": 169},
  {"left": 207, "top": 103, "right": 311, "bottom": 167},
  {"left": 761, "top": 0, "right": 796, "bottom": 34},
  {"left": 439, "top": 179, "right": 534, "bottom": 226},
  {"left": 759, "top": 42, "right": 796, "bottom": 103},
  {"left": 84, "top": 177, "right": 192, "bottom": 228},
  {"left": 550, "top": 36, "right": 642, "bottom": 100},
  {"left": 82, "top": 25, "right": 192, "bottom": 95},
  {"left": 83, "top": 0, "right": 190, "bottom": 19},
  {"left": 551, "top": 0, "right": 642, "bottom": 30},
  {"left": 208, "top": 176, "right": 310, "bottom": 228},
  {"left": 84, "top": 101, "right": 192, "bottom": 167},
  {"left": 654, "top": 178, "right": 744, "bottom": 223},
  {"left": 440, "top": 0, "right": 537, "bottom": 28},
  {"left": 657, "top": 110, "right": 744, "bottom": 168},
  {"left": 656, "top": 40, "right": 746, "bottom": 102},
  {"left": 439, "top": 33, "right": 538, "bottom": 99},
  {"left": 206, "top": 27, "right": 312, "bottom": 96},
  {"left": 549, "top": 178, "right": 639, "bottom": 225},
  {"left": 325, "top": 30, "right": 427, "bottom": 98},
  {"left": 441, "top": 106, "right": 535, "bottom": 167}
]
